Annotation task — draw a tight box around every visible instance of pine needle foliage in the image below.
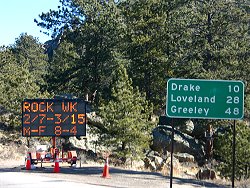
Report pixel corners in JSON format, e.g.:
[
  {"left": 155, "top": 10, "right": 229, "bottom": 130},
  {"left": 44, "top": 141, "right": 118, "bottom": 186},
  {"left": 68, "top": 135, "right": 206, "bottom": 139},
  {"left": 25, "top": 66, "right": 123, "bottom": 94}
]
[
  {"left": 214, "top": 122, "right": 250, "bottom": 180},
  {"left": 98, "top": 63, "right": 154, "bottom": 161}
]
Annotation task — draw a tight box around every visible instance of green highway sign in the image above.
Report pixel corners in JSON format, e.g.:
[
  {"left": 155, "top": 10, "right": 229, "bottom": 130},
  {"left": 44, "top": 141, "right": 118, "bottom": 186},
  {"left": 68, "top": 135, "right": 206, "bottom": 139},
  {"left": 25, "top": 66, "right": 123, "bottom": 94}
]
[{"left": 166, "top": 79, "right": 244, "bottom": 119}]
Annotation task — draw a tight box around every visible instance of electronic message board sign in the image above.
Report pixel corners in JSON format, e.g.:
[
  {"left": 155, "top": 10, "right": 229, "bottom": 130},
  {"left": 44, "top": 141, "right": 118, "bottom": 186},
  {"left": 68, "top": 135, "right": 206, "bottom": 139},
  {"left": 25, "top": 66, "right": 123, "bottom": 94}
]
[{"left": 22, "top": 99, "right": 87, "bottom": 137}]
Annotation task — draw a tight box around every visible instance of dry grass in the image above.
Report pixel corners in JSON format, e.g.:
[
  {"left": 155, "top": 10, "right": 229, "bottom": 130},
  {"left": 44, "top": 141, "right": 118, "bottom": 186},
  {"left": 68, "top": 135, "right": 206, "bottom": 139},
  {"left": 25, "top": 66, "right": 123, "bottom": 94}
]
[
  {"left": 0, "top": 143, "right": 27, "bottom": 160},
  {"left": 235, "top": 179, "right": 250, "bottom": 188}
]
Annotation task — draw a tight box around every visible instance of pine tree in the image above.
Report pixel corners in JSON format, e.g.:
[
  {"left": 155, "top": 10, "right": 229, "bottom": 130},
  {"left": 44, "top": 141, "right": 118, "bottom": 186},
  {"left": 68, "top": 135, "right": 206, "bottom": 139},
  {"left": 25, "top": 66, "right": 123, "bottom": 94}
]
[
  {"left": 171, "top": 0, "right": 250, "bottom": 82},
  {"left": 11, "top": 33, "right": 48, "bottom": 88},
  {"left": 214, "top": 122, "right": 250, "bottom": 180},
  {"left": 0, "top": 46, "right": 47, "bottom": 129},
  {"left": 120, "top": 0, "right": 170, "bottom": 108},
  {"left": 36, "top": 0, "right": 126, "bottom": 103},
  {"left": 98, "top": 61, "right": 153, "bottom": 162},
  {"left": 45, "top": 40, "right": 80, "bottom": 94}
]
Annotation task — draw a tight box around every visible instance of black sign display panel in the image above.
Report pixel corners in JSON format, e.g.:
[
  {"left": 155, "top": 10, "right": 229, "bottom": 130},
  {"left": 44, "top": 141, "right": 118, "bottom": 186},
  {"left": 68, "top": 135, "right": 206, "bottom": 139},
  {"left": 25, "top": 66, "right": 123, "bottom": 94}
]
[{"left": 22, "top": 99, "right": 87, "bottom": 137}]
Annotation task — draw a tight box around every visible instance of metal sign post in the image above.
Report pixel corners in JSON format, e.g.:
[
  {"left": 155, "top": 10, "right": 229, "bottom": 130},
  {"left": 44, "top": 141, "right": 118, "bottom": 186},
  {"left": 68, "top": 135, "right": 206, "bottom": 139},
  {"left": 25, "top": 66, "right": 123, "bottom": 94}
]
[
  {"left": 232, "top": 120, "right": 236, "bottom": 188},
  {"left": 170, "top": 118, "right": 174, "bottom": 188}
]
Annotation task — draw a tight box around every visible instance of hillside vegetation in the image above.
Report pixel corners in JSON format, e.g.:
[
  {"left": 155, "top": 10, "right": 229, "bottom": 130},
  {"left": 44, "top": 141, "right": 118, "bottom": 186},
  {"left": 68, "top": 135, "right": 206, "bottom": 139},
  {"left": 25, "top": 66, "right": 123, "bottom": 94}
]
[{"left": 0, "top": 0, "right": 250, "bottom": 181}]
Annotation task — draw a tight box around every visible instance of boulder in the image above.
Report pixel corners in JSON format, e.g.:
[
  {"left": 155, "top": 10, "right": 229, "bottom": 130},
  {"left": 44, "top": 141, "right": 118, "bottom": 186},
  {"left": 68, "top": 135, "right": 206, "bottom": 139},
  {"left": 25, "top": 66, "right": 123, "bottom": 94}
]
[
  {"left": 162, "top": 156, "right": 181, "bottom": 177},
  {"left": 87, "top": 112, "right": 108, "bottom": 134},
  {"left": 158, "top": 117, "right": 194, "bottom": 136},
  {"left": 145, "top": 150, "right": 166, "bottom": 171},
  {"left": 174, "top": 153, "right": 195, "bottom": 163},
  {"left": 196, "top": 168, "right": 217, "bottom": 180},
  {"left": 69, "top": 137, "right": 88, "bottom": 150},
  {"left": 124, "top": 158, "right": 145, "bottom": 170},
  {"left": 182, "top": 120, "right": 194, "bottom": 135},
  {"left": 144, "top": 157, "right": 157, "bottom": 171},
  {"left": 154, "top": 156, "right": 164, "bottom": 169},
  {"left": 151, "top": 125, "right": 205, "bottom": 165}
]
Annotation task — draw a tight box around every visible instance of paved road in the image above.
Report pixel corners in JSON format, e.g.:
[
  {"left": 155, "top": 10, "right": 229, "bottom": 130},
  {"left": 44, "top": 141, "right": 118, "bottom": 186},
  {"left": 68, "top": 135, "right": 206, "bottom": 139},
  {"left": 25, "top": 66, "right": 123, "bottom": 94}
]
[
  {"left": 0, "top": 164, "right": 229, "bottom": 188},
  {"left": 0, "top": 172, "right": 100, "bottom": 188}
]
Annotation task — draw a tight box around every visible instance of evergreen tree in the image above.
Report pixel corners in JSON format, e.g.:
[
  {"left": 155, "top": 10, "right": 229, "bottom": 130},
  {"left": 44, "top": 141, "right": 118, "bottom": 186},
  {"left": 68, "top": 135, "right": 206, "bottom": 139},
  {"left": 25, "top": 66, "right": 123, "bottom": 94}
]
[
  {"left": 98, "top": 61, "right": 153, "bottom": 161},
  {"left": 36, "top": 0, "right": 125, "bottom": 103},
  {"left": 171, "top": 0, "right": 250, "bottom": 83},
  {"left": 214, "top": 122, "right": 250, "bottom": 180},
  {"left": 45, "top": 40, "right": 80, "bottom": 94},
  {"left": 11, "top": 33, "right": 48, "bottom": 88},
  {"left": 0, "top": 47, "right": 47, "bottom": 129},
  {"left": 120, "top": 0, "right": 170, "bottom": 108}
]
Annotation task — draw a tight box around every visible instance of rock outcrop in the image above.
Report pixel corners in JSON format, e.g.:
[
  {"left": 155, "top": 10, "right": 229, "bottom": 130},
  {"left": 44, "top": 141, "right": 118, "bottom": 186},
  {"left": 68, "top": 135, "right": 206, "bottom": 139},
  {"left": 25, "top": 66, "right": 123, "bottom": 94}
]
[
  {"left": 196, "top": 168, "right": 217, "bottom": 180},
  {"left": 151, "top": 125, "right": 205, "bottom": 165}
]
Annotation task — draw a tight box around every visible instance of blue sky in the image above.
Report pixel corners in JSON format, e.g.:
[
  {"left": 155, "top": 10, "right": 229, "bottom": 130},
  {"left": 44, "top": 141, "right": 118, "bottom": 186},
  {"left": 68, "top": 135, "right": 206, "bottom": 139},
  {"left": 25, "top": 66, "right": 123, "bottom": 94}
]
[{"left": 0, "top": 0, "right": 60, "bottom": 46}]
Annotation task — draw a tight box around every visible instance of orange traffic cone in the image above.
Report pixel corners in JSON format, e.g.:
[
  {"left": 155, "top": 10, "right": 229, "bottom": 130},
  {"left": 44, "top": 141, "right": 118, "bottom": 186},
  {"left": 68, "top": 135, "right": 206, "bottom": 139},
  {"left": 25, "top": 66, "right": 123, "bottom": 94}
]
[
  {"left": 102, "top": 157, "right": 110, "bottom": 178},
  {"left": 53, "top": 153, "right": 60, "bottom": 173},
  {"left": 26, "top": 152, "right": 31, "bottom": 170}
]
